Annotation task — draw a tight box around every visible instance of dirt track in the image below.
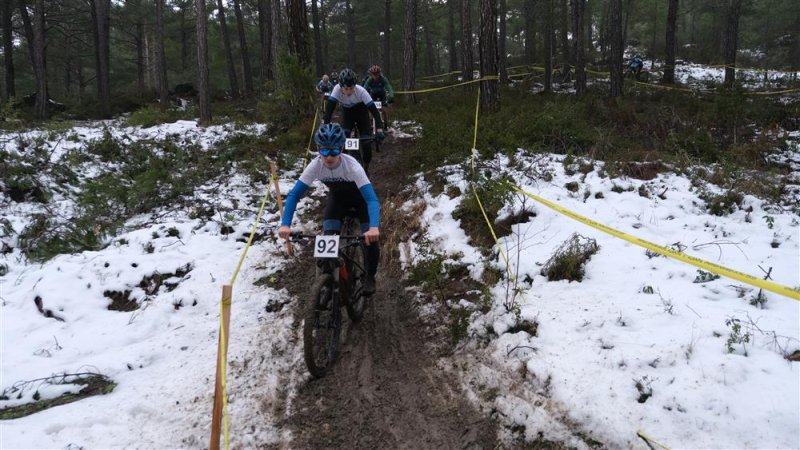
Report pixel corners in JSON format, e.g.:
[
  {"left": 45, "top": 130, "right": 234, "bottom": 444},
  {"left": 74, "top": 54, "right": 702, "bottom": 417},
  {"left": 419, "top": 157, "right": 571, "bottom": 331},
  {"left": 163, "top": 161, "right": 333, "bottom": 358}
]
[{"left": 276, "top": 132, "right": 499, "bottom": 449}]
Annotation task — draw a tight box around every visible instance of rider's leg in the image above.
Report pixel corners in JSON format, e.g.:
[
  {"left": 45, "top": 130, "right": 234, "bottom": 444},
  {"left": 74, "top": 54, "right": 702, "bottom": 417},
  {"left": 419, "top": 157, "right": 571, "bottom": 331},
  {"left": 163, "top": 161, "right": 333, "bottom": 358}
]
[
  {"left": 356, "top": 200, "right": 379, "bottom": 295},
  {"left": 354, "top": 106, "right": 373, "bottom": 167}
]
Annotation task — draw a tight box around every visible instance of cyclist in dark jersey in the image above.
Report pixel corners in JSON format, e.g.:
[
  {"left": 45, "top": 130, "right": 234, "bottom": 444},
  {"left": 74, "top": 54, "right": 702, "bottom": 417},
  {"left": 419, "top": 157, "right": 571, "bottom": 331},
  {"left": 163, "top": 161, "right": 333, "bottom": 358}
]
[
  {"left": 323, "top": 68, "right": 384, "bottom": 170},
  {"left": 363, "top": 64, "right": 394, "bottom": 129},
  {"left": 278, "top": 123, "right": 380, "bottom": 295}
]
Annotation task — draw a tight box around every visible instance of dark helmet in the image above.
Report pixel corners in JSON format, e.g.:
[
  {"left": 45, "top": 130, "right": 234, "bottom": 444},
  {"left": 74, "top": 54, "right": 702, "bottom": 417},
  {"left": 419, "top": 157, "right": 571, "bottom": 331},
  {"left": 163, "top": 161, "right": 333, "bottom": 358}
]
[
  {"left": 314, "top": 123, "right": 347, "bottom": 148},
  {"left": 369, "top": 65, "right": 381, "bottom": 75},
  {"left": 339, "top": 68, "right": 358, "bottom": 87}
]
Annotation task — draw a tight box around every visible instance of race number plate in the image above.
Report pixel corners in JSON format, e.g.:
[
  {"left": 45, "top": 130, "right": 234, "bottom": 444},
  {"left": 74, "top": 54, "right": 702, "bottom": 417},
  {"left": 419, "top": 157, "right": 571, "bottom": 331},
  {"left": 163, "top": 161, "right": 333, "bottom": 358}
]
[
  {"left": 345, "top": 138, "right": 360, "bottom": 150},
  {"left": 314, "top": 235, "right": 339, "bottom": 258},
  {"left": 374, "top": 101, "right": 382, "bottom": 109}
]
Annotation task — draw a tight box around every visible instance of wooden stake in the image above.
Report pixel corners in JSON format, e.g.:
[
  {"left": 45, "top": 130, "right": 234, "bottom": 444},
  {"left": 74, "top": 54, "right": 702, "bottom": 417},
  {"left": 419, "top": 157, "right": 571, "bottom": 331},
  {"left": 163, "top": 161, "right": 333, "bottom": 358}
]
[
  {"left": 209, "top": 284, "right": 233, "bottom": 450},
  {"left": 270, "top": 162, "right": 293, "bottom": 255}
]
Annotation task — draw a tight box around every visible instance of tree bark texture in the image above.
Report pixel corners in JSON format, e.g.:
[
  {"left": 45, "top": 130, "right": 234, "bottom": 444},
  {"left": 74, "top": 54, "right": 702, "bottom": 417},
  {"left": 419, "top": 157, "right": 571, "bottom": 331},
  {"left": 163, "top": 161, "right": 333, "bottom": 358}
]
[
  {"left": 448, "top": 0, "right": 458, "bottom": 71},
  {"left": 402, "top": 0, "right": 417, "bottom": 102},
  {"left": 32, "top": 0, "right": 47, "bottom": 119},
  {"left": 216, "top": 0, "right": 239, "bottom": 98},
  {"left": 523, "top": 0, "right": 535, "bottom": 63},
  {"left": 136, "top": 19, "right": 146, "bottom": 95},
  {"left": 384, "top": 0, "right": 392, "bottom": 75},
  {"left": 258, "top": 0, "right": 274, "bottom": 81},
  {"left": 498, "top": 0, "right": 507, "bottom": 82},
  {"left": 155, "top": 0, "right": 169, "bottom": 106},
  {"left": 2, "top": 0, "right": 15, "bottom": 99},
  {"left": 723, "top": 0, "right": 743, "bottom": 86},
  {"left": 311, "top": 0, "right": 324, "bottom": 76},
  {"left": 233, "top": 0, "right": 254, "bottom": 92},
  {"left": 662, "top": 0, "right": 678, "bottom": 84},
  {"left": 572, "top": 0, "right": 586, "bottom": 95},
  {"left": 544, "top": 0, "right": 553, "bottom": 91},
  {"left": 286, "top": 0, "right": 310, "bottom": 67},
  {"left": 461, "top": 0, "right": 474, "bottom": 88},
  {"left": 346, "top": 0, "right": 355, "bottom": 68},
  {"left": 559, "top": 0, "right": 569, "bottom": 63},
  {"left": 94, "top": 0, "right": 111, "bottom": 117},
  {"left": 479, "top": 0, "right": 498, "bottom": 112},
  {"left": 18, "top": 0, "right": 35, "bottom": 70},
  {"left": 195, "top": 0, "right": 211, "bottom": 124},
  {"left": 610, "top": 0, "right": 623, "bottom": 97}
]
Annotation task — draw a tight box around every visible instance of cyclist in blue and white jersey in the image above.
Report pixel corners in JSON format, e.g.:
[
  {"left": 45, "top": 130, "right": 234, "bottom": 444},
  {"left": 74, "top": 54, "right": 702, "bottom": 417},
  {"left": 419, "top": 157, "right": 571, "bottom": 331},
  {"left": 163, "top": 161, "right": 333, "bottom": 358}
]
[
  {"left": 278, "top": 123, "right": 381, "bottom": 295},
  {"left": 322, "top": 68, "right": 385, "bottom": 171}
]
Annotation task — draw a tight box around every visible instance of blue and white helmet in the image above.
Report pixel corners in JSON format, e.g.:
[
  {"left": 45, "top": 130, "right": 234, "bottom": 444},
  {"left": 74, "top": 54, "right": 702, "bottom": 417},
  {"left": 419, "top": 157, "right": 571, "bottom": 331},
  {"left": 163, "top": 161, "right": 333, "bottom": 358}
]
[{"left": 314, "top": 123, "right": 347, "bottom": 148}]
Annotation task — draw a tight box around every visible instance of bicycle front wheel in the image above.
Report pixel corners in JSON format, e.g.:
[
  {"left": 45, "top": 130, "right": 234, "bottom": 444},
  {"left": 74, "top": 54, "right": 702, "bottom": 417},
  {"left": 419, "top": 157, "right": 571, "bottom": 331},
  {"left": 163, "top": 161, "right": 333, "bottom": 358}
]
[
  {"left": 303, "top": 274, "right": 340, "bottom": 378},
  {"left": 341, "top": 219, "right": 367, "bottom": 322}
]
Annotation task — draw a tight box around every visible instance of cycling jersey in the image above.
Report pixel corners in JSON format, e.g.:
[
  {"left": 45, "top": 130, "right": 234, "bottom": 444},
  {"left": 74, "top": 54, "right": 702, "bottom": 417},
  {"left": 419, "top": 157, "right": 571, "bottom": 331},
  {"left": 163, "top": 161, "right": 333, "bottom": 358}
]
[
  {"left": 328, "top": 84, "right": 375, "bottom": 109},
  {"left": 281, "top": 153, "right": 380, "bottom": 228}
]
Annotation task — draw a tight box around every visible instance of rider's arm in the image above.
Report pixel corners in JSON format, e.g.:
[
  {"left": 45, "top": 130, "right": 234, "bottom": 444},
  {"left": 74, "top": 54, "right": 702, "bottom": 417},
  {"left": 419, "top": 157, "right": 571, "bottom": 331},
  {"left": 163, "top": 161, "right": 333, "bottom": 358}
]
[
  {"left": 358, "top": 183, "right": 381, "bottom": 228},
  {"left": 367, "top": 103, "right": 383, "bottom": 130},
  {"left": 384, "top": 76, "right": 394, "bottom": 100},
  {"left": 322, "top": 97, "right": 337, "bottom": 124},
  {"left": 281, "top": 180, "right": 310, "bottom": 226}
]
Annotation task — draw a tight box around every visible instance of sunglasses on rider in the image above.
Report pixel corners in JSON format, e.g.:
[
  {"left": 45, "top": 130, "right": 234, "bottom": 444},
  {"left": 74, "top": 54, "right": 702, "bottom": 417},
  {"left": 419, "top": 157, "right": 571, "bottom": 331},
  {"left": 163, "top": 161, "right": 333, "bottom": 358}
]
[{"left": 318, "top": 147, "right": 342, "bottom": 157}]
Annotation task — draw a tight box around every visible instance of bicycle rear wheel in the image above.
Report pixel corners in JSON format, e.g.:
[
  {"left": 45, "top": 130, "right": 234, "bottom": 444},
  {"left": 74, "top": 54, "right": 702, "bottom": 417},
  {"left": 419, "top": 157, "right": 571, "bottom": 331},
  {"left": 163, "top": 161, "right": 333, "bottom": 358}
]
[
  {"left": 341, "top": 219, "right": 367, "bottom": 322},
  {"left": 303, "top": 274, "right": 340, "bottom": 378}
]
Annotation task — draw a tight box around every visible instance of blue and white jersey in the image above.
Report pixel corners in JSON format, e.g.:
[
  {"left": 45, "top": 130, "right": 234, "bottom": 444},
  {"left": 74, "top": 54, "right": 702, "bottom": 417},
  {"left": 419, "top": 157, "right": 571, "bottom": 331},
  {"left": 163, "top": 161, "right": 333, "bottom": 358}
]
[
  {"left": 298, "top": 153, "right": 371, "bottom": 190},
  {"left": 329, "top": 84, "right": 374, "bottom": 108},
  {"left": 281, "top": 153, "right": 380, "bottom": 227}
]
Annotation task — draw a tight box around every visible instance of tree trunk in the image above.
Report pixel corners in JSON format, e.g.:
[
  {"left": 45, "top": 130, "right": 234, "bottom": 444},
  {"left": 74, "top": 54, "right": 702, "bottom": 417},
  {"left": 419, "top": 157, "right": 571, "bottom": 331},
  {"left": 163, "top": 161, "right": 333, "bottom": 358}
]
[
  {"left": 155, "top": 0, "right": 169, "bottom": 106},
  {"left": 216, "top": 0, "right": 239, "bottom": 98},
  {"left": 233, "top": 0, "right": 254, "bottom": 92},
  {"left": 403, "top": 0, "right": 417, "bottom": 102},
  {"left": 95, "top": 0, "right": 111, "bottom": 117},
  {"left": 257, "top": 0, "right": 274, "bottom": 81},
  {"left": 136, "top": 16, "right": 146, "bottom": 95},
  {"left": 286, "top": 0, "right": 310, "bottom": 67},
  {"left": 2, "top": 0, "right": 15, "bottom": 99},
  {"left": 572, "top": 0, "right": 586, "bottom": 95},
  {"left": 523, "top": 0, "right": 535, "bottom": 63},
  {"left": 544, "top": 0, "right": 553, "bottom": 91},
  {"left": 18, "top": 0, "right": 35, "bottom": 69},
  {"left": 723, "top": 0, "right": 742, "bottom": 86},
  {"left": 622, "top": 0, "right": 632, "bottom": 54},
  {"left": 559, "top": 0, "right": 569, "bottom": 63},
  {"left": 461, "top": 0, "right": 474, "bottom": 88},
  {"left": 498, "top": 0, "right": 507, "bottom": 82},
  {"left": 610, "top": 0, "right": 623, "bottom": 97},
  {"left": 345, "top": 0, "right": 355, "bottom": 67},
  {"left": 32, "top": 0, "right": 47, "bottom": 119},
  {"left": 585, "top": 0, "right": 592, "bottom": 63},
  {"left": 423, "top": 2, "right": 435, "bottom": 75},
  {"left": 662, "top": 0, "right": 678, "bottom": 84},
  {"left": 384, "top": 0, "right": 392, "bottom": 75},
  {"left": 311, "top": 0, "right": 324, "bottom": 76},
  {"left": 195, "top": 0, "right": 211, "bottom": 124},
  {"left": 271, "top": 0, "right": 284, "bottom": 72},
  {"left": 447, "top": 0, "right": 457, "bottom": 71},
  {"left": 180, "top": 7, "right": 189, "bottom": 72},
  {"left": 479, "top": 0, "right": 498, "bottom": 112}
]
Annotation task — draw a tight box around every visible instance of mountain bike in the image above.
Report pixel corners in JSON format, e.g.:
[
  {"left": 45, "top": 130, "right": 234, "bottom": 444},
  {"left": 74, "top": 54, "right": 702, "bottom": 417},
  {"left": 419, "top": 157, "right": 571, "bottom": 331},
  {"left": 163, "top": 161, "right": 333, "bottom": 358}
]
[
  {"left": 371, "top": 101, "right": 389, "bottom": 154},
  {"left": 552, "top": 63, "right": 573, "bottom": 84},
  {"left": 291, "top": 216, "right": 368, "bottom": 378},
  {"left": 625, "top": 66, "right": 651, "bottom": 83}
]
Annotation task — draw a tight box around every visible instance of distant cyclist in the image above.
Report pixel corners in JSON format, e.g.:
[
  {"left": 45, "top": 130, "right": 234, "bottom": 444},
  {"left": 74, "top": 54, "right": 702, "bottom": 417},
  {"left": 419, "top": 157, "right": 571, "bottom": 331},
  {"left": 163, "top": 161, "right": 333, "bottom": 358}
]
[
  {"left": 278, "top": 123, "right": 380, "bottom": 295},
  {"left": 323, "top": 68, "right": 385, "bottom": 171},
  {"left": 362, "top": 65, "right": 394, "bottom": 128},
  {"left": 628, "top": 55, "right": 644, "bottom": 78},
  {"left": 316, "top": 74, "right": 334, "bottom": 95}
]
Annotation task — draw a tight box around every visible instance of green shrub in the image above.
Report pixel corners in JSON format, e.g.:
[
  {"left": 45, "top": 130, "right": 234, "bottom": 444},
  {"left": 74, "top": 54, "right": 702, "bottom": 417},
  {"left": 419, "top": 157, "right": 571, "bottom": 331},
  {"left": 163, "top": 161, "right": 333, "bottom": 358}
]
[
  {"left": 541, "top": 233, "right": 599, "bottom": 282},
  {"left": 126, "top": 105, "right": 188, "bottom": 128}
]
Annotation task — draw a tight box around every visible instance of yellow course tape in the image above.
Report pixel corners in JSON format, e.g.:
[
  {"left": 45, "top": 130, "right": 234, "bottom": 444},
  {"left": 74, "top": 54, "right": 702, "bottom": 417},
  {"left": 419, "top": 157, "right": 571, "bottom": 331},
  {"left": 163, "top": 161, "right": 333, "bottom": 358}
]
[
  {"left": 637, "top": 430, "right": 671, "bottom": 450},
  {"left": 302, "top": 107, "right": 320, "bottom": 169},
  {"left": 511, "top": 185, "right": 800, "bottom": 301},
  {"left": 396, "top": 76, "right": 499, "bottom": 95}
]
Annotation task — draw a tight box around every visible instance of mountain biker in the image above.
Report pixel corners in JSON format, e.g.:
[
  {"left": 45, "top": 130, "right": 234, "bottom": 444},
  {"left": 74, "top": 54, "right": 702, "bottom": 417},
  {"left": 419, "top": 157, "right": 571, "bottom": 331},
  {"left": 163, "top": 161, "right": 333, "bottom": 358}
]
[
  {"left": 362, "top": 65, "right": 394, "bottom": 129},
  {"left": 278, "top": 123, "right": 381, "bottom": 295},
  {"left": 316, "top": 74, "right": 334, "bottom": 95},
  {"left": 628, "top": 55, "right": 644, "bottom": 77},
  {"left": 322, "top": 68, "right": 385, "bottom": 170}
]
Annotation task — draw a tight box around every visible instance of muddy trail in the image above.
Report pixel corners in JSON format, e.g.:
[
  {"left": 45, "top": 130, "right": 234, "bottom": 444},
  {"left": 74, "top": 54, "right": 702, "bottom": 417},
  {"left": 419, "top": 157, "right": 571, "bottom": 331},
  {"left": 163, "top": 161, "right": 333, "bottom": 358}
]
[{"left": 275, "top": 132, "right": 500, "bottom": 449}]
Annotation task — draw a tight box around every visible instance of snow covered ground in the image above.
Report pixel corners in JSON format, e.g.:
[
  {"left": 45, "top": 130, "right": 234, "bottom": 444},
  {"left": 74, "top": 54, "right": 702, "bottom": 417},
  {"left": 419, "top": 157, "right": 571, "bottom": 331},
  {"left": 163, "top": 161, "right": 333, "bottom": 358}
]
[{"left": 1, "top": 108, "right": 799, "bottom": 449}]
